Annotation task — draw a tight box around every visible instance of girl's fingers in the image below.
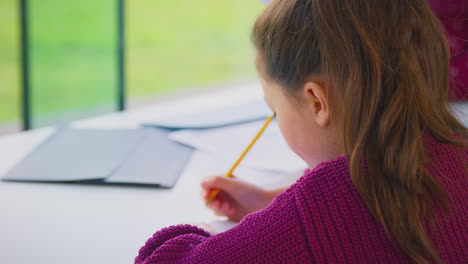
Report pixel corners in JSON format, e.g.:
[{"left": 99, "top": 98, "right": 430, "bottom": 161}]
[
  {"left": 207, "top": 200, "right": 236, "bottom": 216},
  {"left": 223, "top": 204, "right": 236, "bottom": 216},
  {"left": 201, "top": 188, "right": 220, "bottom": 201},
  {"left": 214, "top": 210, "right": 225, "bottom": 217},
  {"left": 200, "top": 176, "right": 223, "bottom": 189},
  {"left": 221, "top": 202, "right": 231, "bottom": 213},
  {"left": 200, "top": 175, "right": 239, "bottom": 195},
  {"left": 202, "top": 189, "right": 237, "bottom": 217},
  {"left": 201, "top": 187, "right": 226, "bottom": 200},
  {"left": 200, "top": 189, "right": 208, "bottom": 199},
  {"left": 202, "top": 188, "right": 232, "bottom": 204},
  {"left": 213, "top": 207, "right": 236, "bottom": 217},
  {"left": 208, "top": 200, "right": 221, "bottom": 210},
  {"left": 207, "top": 201, "right": 224, "bottom": 216}
]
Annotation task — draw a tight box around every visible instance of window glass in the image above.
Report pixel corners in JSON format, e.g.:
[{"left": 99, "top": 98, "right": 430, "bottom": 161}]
[
  {"left": 0, "top": 0, "right": 21, "bottom": 134},
  {"left": 127, "top": 0, "right": 263, "bottom": 103},
  {"left": 29, "top": 0, "right": 117, "bottom": 128}
]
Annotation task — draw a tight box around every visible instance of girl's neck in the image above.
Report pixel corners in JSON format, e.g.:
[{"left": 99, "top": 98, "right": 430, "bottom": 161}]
[{"left": 305, "top": 135, "right": 345, "bottom": 169}]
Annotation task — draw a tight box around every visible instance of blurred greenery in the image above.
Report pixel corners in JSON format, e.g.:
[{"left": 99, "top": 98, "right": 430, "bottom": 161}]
[
  {"left": 0, "top": 0, "right": 20, "bottom": 123},
  {"left": 0, "top": 0, "right": 262, "bottom": 125}
]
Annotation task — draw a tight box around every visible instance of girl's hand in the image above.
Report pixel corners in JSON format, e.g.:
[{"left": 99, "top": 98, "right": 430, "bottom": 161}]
[{"left": 200, "top": 175, "right": 275, "bottom": 222}]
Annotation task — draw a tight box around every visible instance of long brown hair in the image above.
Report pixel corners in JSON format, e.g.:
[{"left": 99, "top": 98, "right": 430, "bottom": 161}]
[{"left": 252, "top": 0, "right": 468, "bottom": 263}]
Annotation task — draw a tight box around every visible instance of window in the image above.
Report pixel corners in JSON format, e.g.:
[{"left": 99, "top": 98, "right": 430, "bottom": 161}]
[
  {"left": 29, "top": 0, "right": 118, "bottom": 128},
  {"left": 0, "top": 0, "right": 263, "bottom": 132},
  {"left": 126, "top": 0, "right": 263, "bottom": 104},
  {"left": 0, "top": 0, "right": 21, "bottom": 134}
]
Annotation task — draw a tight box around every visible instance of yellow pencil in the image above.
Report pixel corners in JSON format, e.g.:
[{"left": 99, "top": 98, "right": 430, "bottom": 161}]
[{"left": 205, "top": 113, "right": 276, "bottom": 204}]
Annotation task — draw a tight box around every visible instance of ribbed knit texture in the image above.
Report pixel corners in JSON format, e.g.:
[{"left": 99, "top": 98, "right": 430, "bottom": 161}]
[
  {"left": 428, "top": 0, "right": 468, "bottom": 100},
  {"left": 135, "top": 138, "right": 467, "bottom": 264}
]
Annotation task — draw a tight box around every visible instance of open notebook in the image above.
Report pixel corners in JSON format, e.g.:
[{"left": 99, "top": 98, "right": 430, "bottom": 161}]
[{"left": 2, "top": 127, "right": 193, "bottom": 188}]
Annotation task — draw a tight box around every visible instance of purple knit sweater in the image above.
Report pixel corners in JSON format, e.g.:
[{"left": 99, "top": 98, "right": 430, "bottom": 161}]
[
  {"left": 135, "top": 137, "right": 467, "bottom": 263},
  {"left": 428, "top": 0, "right": 468, "bottom": 100}
]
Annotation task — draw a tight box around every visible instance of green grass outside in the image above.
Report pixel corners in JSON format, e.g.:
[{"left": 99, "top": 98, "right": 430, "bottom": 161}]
[
  {"left": 0, "top": 1, "right": 20, "bottom": 123},
  {"left": 0, "top": 0, "right": 262, "bottom": 126}
]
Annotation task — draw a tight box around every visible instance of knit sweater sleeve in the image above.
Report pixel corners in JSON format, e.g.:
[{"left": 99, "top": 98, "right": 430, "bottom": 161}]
[{"left": 134, "top": 186, "right": 312, "bottom": 264}]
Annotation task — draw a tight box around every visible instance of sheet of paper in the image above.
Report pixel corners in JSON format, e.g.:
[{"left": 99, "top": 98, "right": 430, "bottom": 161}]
[
  {"left": 144, "top": 100, "right": 271, "bottom": 130},
  {"left": 181, "top": 150, "right": 295, "bottom": 188},
  {"left": 451, "top": 102, "right": 468, "bottom": 127},
  {"left": 193, "top": 220, "right": 239, "bottom": 235},
  {"left": 169, "top": 120, "right": 307, "bottom": 173}
]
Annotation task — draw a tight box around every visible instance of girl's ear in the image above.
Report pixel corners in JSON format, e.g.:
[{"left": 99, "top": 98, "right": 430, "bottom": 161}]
[{"left": 303, "top": 81, "right": 330, "bottom": 127}]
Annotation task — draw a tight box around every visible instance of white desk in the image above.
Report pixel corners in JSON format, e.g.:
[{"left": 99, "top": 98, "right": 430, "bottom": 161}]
[
  {"left": 0, "top": 84, "right": 305, "bottom": 264},
  {"left": 0, "top": 84, "right": 466, "bottom": 264}
]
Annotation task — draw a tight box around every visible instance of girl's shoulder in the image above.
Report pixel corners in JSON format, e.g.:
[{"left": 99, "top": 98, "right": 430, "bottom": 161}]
[
  {"left": 300, "top": 156, "right": 350, "bottom": 184},
  {"left": 422, "top": 135, "right": 467, "bottom": 186},
  {"left": 427, "top": 0, "right": 468, "bottom": 18},
  {"left": 293, "top": 137, "right": 467, "bottom": 201},
  {"left": 422, "top": 134, "right": 468, "bottom": 159},
  {"left": 293, "top": 156, "right": 359, "bottom": 203}
]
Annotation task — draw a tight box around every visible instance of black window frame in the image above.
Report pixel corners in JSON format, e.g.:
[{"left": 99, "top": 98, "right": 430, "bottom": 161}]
[{"left": 18, "top": 0, "right": 126, "bottom": 130}]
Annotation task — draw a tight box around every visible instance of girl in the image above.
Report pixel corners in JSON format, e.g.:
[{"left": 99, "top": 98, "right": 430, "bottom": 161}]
[{"left": 135, "top": 0, "right": 467, "bottom": 263}]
